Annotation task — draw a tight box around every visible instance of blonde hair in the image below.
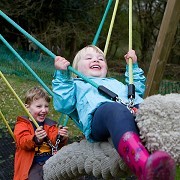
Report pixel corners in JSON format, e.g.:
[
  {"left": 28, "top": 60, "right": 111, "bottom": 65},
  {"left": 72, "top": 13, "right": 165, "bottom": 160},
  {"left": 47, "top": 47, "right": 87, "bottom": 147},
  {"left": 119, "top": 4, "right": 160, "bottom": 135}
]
[
  {"left": 25, "top": 87, "right": 50, "bottom": 105},
  {"left": 72, "top": 45, "right": 107, "bottom": 77}
]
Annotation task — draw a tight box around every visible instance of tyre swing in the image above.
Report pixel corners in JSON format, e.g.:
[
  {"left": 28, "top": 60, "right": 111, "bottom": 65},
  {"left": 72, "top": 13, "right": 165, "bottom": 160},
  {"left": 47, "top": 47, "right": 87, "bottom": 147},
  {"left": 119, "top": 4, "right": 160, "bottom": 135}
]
[{"left": 42, "top": 0, "right": 180, "bottom": 179}]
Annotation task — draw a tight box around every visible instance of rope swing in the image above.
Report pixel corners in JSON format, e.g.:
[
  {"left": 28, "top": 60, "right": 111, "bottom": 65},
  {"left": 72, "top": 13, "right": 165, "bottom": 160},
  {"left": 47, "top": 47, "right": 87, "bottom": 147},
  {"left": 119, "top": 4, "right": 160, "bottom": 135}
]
[
  {"left": 0, "top": 1, "right": 138, "bottom": 178},
  {"left": 43, "top": 2, "right": 180, "bottom": 179},
  {"left": 43, "top": 93, "right": 180, "bottom": 179}
]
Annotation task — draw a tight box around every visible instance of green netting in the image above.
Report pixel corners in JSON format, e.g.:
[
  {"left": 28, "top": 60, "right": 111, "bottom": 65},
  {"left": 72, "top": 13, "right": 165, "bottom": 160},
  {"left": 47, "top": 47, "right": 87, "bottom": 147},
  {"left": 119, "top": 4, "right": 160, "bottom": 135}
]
[
  {"left": 1, "top": 43, "right": 179, "bottom": 94},
  {"left": 0, "top": 43, "right": 54, "bottom": 85},
  {"left": 159, "top": 80, "right": 180, "bottom": 95}
]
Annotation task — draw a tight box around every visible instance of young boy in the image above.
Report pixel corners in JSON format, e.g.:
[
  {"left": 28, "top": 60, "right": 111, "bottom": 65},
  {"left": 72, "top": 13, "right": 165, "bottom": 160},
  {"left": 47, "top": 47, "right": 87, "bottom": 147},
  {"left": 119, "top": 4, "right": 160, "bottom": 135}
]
[
  {"left": 13, "top": 87, "right": 68, "bottom": 180},
  {"left": 52, "top": 45, "right": 175, "bottom": 180}
]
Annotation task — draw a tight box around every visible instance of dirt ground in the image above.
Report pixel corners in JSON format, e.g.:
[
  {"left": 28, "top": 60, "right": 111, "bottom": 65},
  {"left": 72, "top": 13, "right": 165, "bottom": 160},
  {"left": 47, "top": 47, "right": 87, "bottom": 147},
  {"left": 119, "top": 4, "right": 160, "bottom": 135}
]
[{"left": 0, "top": 133, "right": 15, "bottom": 180}]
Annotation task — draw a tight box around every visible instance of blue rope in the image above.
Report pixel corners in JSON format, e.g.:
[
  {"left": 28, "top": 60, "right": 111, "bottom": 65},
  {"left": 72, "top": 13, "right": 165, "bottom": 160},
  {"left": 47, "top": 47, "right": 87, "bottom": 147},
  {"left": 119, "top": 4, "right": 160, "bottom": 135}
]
[{"left": 92, "top": 0, "right": 113, "bottom": 45}]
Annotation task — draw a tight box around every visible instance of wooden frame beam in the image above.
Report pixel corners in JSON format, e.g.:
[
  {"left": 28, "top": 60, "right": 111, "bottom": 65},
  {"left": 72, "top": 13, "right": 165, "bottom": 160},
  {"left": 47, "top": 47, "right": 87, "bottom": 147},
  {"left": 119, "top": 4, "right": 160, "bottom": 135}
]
[{"left": 144, "top": 0, "right": 180, "bottom": 97}]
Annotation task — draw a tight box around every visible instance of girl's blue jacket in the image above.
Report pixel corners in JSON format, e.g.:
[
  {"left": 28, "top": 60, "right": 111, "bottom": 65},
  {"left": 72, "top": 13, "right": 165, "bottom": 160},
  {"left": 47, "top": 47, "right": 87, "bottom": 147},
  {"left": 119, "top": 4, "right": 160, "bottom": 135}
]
[{"left": 52, "top": 63, "right": 146, "bottom": 141}]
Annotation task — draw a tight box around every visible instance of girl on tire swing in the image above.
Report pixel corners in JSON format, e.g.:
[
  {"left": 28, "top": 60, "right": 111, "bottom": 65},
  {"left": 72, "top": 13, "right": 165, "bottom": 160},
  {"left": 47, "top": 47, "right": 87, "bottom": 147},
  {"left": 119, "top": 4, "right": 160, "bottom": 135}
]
[{"left": 52, "top": 45, "right": 175, "bottom": 180}]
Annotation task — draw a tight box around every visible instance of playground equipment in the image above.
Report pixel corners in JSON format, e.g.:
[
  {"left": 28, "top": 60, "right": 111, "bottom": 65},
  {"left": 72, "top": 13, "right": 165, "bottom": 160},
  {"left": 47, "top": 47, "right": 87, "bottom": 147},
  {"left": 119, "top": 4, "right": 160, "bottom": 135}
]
[
  {"left": 43, "top": 93, "right": 180, "bottom": 179},
  {"left": 0, "top": 0, "right": 180, "bottom": 179},
  {"left": 1, "top": 69, "right": 179, "bottom": 179}
]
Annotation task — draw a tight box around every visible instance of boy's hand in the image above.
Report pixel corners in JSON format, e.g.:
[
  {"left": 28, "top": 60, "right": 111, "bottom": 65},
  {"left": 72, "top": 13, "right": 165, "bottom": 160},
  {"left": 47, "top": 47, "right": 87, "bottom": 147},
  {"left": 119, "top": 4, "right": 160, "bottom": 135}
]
[
  {"left": 35, "top": 126, "right": 47, "bottom": 141},
  {"left": 58, "top": 125, "right": 68, "bottom": 141},
  {"left": 124, "top": 49, "right": 137, "bottom": 64},
  {"left": 54, "top": 56, "right": 70, "bottom": 70}
]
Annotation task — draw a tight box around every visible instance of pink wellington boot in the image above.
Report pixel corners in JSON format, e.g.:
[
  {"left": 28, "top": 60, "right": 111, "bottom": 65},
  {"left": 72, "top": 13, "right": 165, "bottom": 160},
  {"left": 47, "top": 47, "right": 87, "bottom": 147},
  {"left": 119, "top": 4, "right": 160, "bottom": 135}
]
[{"left": 118, "top": 132, "right": 176, "bottom": 180}]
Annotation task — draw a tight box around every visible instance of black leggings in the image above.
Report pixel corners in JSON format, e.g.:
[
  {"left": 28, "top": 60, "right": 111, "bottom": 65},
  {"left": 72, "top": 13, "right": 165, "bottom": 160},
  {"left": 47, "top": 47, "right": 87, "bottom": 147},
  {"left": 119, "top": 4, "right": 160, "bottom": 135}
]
[{"left": 91, "top": 102, "right": 139, "bottom": 150}]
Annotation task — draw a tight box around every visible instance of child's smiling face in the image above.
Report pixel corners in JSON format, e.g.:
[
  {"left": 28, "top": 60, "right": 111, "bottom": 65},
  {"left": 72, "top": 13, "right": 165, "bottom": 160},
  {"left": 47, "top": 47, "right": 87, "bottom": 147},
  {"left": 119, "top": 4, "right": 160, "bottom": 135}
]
[
  {"left": 77, "top": 47, "right": 107, "bottom": 78},
  {"left": 26, "top": 98, "right": 49, "bottom": 122}
]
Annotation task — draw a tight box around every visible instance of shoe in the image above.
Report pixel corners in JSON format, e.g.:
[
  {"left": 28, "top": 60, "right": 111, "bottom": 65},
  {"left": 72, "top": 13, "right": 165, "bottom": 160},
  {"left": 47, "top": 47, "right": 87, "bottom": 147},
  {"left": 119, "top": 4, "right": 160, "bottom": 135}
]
[{"left": 118, "top": 132, "right": 176, "bottom": 180}]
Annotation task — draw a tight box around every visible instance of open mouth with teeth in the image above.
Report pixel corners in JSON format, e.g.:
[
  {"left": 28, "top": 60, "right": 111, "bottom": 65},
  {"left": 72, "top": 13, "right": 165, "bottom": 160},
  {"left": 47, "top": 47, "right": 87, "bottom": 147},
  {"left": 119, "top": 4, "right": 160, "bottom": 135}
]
[
  {"left": 90, "top": 65, "right": 101, "bottom": 69},
  {"left": 38, "top": 114, "right": 46, "bottom": 120}
]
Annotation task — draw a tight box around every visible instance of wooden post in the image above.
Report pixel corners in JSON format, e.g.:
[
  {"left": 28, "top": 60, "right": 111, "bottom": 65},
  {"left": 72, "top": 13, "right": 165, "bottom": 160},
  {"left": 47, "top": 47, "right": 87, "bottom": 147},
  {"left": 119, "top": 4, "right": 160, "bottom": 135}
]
[{"left": 144, "top": 0, "right": 180, "bottom": 98}]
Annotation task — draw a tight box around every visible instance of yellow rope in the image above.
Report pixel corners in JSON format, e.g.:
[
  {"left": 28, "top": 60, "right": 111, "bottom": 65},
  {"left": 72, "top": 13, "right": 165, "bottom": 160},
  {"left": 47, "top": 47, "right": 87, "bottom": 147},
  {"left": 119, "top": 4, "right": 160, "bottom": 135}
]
[
  {"left": 104, "top": 0, "right": 134, "bottom": 85},
  {"left": 0, "top": 110, "right": 15, "bottom": 140},
  {"left": 129, "top": 0, "right": 133, "bottom": 84},
  {"left": 0, "top": 71, "right": 39, "bottom": 128},
  {"left": 104, "top": 0, "right": 119, "bottom": 57}
]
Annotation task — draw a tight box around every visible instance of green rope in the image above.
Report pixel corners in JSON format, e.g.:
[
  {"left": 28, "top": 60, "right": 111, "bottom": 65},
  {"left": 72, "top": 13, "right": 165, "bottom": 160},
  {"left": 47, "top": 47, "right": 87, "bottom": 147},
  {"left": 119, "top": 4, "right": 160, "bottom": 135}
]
[
  {"left": 0, "top": 10, "right": 99, "bottom": 89},
  {"left": 92, "top": 0, "right": 113, "bottom": 45},
  {"left": 0, "top": 4, "right": 118, "bottom": 127},
  {"left": 0, "top": 34, "right": 68, "bottom": 127}
]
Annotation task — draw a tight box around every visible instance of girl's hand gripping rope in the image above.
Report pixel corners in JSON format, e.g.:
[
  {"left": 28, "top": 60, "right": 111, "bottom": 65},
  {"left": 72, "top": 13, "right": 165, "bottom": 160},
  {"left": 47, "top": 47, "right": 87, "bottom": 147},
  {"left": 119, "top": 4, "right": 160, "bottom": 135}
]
[
  {"left": 124, "top": 49, "right": 137, "bottom": 64},
  {"left": 54, "top": 56, "right": 70, "bottom": 70}
]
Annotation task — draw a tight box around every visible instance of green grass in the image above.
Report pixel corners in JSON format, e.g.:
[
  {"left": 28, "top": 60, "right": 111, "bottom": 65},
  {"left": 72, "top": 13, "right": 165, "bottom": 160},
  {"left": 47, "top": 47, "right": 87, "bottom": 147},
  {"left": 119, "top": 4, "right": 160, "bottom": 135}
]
[{"left": 0, "top": 73, "right": 179, "bottom": 179}]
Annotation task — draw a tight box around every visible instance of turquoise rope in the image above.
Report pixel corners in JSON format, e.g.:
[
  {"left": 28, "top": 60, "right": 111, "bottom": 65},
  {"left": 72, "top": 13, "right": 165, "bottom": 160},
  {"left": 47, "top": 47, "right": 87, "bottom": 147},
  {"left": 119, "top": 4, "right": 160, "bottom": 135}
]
[
  {"left": 92, "top": 0, "right": 113, "bottom": 45},
  {"left": 0, "top": 34, "right": 53, "bottom": 97},
  {"left": 0, "top": 11, "right": 55, "bottom": 58},
  {"left": 0, "top": 11, "right": 96, "bottom": 128},
  {"left": 0, "top": 34, "right": 68, "bottom": 127},
  {"left": 63, "top": 115, "right": 70, "bottom": 127},
  {"left": 58, "top": 114, "right": 65, "bottom": 126},
  {"left": 0, "top": 35, "right": 70, "bottom": 127},
  {"left": 0, "top": 10, "right": 99, "bottom": 89},
  {"left": 0, "top": 4, "right": 113, "bottom": 127}
]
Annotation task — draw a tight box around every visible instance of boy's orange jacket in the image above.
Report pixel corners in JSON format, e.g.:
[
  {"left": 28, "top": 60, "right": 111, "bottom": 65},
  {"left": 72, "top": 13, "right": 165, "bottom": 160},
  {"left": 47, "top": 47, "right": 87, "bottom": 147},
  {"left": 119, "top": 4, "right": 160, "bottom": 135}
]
[{"left": 13, "top": 116, "right": 67, "bottom": 180}]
